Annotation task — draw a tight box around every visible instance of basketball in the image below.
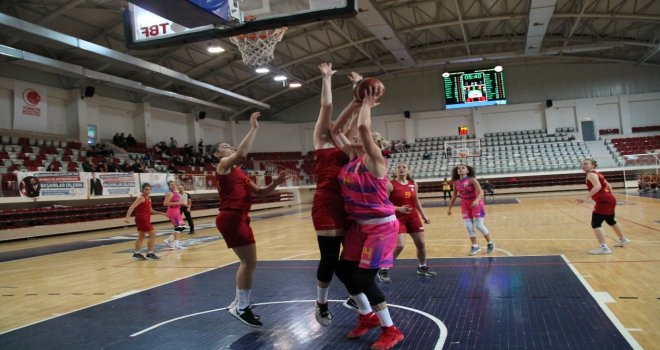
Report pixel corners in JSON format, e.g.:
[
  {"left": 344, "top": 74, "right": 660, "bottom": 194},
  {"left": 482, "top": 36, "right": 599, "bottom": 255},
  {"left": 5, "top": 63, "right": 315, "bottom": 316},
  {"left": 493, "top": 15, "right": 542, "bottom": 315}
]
[{"left": 353, "top": 77, "right": 385, "bottom": 102}]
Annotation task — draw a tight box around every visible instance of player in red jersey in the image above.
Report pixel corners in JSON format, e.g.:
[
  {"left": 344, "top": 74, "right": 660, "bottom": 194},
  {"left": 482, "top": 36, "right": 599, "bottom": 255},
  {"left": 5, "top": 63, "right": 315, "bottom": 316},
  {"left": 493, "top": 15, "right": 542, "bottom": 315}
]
[
  {"left": 124, "top": 183, "right": 166, "bottom": 260},
  {"left": 211, "top": 111, "right": 289, "bottom": 328},
  {"left": 311, "top": 63, "right": 362, "bottom": 326},
  {"left": 377, "top": 162, "right": 435, "bottom": 283},
  {"left": 577, "top": 158, "right": 630, "bottom": 254}
]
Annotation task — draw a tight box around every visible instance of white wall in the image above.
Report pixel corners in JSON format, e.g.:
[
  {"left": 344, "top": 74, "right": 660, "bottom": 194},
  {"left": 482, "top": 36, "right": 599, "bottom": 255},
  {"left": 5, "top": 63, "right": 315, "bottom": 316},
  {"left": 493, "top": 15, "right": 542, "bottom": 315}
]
[
  {"left": 151, "top": 108, "right": 191, "bottom": 146},
  {"left": 629, "top": 94, "right": 660, "bottom": 127},
  {"left": 0, "top": 84, "right": 12, "bottom": 129}
]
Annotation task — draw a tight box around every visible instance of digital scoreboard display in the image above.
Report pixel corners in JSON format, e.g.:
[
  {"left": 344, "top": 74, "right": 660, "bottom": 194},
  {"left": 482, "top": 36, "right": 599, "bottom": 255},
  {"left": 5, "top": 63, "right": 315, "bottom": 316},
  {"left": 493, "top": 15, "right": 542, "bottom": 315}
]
[{"left": 443, "top": 66, "right": 507, "bottom": 109}]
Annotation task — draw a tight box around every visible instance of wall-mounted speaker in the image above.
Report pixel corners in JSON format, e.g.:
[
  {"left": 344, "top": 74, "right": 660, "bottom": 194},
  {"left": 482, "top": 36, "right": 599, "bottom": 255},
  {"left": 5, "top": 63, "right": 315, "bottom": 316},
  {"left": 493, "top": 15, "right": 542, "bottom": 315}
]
[
  {"left": 404, "top": 110, "right": 411, "bottom": 119},
  {"left": 83, "top": 86, "right": 95, "bottom": 98},
  {"left": 546, "top": 99, "right": 553, "bottom": 108},
  {"left": 198, "top": 111, "right": 206, "bottom": 120}
]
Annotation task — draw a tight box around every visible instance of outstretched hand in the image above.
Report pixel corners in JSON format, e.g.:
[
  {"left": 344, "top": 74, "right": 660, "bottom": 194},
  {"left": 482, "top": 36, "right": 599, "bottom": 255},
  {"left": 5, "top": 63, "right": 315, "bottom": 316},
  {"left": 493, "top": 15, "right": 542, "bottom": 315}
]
[
  {"left": 319, "top": 62, "right": 336, "bottom": 77},
  {"left": 275, "top": 171, "right": 291, "bottom": 185},
  {"left": 348, "top": 72, "right": 363, "bottom": 85},
  {"left": 362, "top": 86, "right": 382, "bottom": 108},
  {"left": 249, "top": 111, "right": 260, "bottom": 129}
]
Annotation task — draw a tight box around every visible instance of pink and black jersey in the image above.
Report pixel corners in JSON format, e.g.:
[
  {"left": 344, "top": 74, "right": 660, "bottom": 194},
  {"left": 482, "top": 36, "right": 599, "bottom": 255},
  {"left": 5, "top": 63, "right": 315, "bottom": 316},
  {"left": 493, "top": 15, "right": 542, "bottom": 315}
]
[
  {"left": 455, "top": 177, "right": 478, "bottom": 200},
  {"left": 338, "top": 156, "right": 394, "bottom": 221},
  {"left": 216, "top": 166, "right": 253, "bottom": 211}
]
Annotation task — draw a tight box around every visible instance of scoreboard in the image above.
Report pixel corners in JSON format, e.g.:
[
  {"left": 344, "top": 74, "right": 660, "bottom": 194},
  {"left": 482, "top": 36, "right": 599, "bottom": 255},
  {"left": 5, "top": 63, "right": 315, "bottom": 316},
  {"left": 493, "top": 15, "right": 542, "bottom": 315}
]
[{"left": 443, "top": 66, "right": 507, "bottom": 109}]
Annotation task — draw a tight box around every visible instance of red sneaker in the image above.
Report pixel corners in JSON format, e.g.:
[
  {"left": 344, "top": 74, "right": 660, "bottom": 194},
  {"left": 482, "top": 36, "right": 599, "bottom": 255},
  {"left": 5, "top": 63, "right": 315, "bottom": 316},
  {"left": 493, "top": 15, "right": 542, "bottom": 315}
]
[
  {"left": 347, "top": 312, "right": 381, "bottom": 338},
  {"left": 371, "top": 326, "right": 404, "bottom": 350}
]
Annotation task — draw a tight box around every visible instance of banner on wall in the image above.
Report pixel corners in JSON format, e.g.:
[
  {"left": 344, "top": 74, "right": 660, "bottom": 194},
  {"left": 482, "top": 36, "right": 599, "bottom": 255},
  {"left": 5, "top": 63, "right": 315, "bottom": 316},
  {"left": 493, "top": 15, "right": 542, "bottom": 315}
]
[
  {"left": 138, "top": 172, "right": 177, "bottom": 194},
  {"left": 16, "top": 172, "right": 86, "bottom": 199},
  {"left": 13, "top": 81, "right": 48, "bottom": 132},
  {"left": 87, "top": 172, "right": 140, "bottom": 196}
]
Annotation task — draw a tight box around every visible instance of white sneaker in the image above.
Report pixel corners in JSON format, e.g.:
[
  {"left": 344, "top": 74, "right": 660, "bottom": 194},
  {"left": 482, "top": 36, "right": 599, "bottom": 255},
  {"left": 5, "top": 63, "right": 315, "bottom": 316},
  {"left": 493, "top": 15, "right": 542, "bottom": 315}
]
[
  {"left": 614, "top": 237, "right": 631, "bottom": 247},
  {"left": 590, "top": 246, "right": 612, "bottom": 255},
  {"left": 174, "top": 241, "right": 187, "bottom": 250},
  {"left": 163, "top": 236, "right": 175, "bottom": 249}
]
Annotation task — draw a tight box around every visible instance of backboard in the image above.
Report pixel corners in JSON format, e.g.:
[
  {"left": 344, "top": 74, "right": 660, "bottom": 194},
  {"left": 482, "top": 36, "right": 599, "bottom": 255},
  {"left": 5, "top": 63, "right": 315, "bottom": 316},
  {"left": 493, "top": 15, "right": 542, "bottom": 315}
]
[{"left": 124, "top": 0, "right": 357, "bottom": 49}]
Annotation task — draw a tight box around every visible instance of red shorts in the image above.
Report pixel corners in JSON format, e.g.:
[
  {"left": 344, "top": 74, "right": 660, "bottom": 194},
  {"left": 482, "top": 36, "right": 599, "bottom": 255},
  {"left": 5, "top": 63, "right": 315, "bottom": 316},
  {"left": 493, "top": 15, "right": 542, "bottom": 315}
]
[
  {"left": 397, "top": 213, "right": 424, "bottom": 234},
  {"left": 594, "top": 196, "right": 616, "bottom": 215},
  {"left": 312, "top": 191, "right": 346, "bottom": 231},
  {"left": 341, "top": 216, "right": 399, "bottom": 269},
  {"left": 135, "top": 216, "right": 153, "bottom": 232},
  {"left": 460, "top": 198, "right": 486, "bottom": 219},
  {"left": 216, "top": 210, "right": 255, "bottom": 248}
]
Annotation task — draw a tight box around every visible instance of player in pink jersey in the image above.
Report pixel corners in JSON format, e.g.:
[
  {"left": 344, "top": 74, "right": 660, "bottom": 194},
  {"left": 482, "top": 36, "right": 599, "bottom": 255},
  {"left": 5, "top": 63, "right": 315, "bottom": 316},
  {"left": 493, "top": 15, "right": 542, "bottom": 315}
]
[
  {"left": 124, "top": 183, "right": 166, "bottom": 260},
  {"left": 311, "top": 64, "right": 365, "bottom": 326},
  {"left": 163, "top": 180, "right": 187, "bottom": 250},
  {"left": 577, "top": 158, "right": 630, "bottom": 254},
  {"left": 447, "top": 164, "right": 495, "bottom": 256},
  {"left": 331, "top": 86, "right": 405, "bottom": 350},
  {"left": 211, "top": 111, "right": 289, "bottom": 328},
  {"left": 377, "top": 162, "right": 435, "bottom": 283}
]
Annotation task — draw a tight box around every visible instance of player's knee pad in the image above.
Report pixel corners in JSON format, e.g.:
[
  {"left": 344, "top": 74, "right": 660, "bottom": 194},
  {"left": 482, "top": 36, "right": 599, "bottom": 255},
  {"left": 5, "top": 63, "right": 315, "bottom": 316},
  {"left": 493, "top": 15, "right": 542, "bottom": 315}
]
[
  {"left": 355, "top": 269, "right": 385, "bottom": 305},
  {"left": 474, "top": 218, "right": 489, "bottom": 235},
  {"left": 464, "top": 220, "right": 476, "bottom": 238},
  {"left": 316, "top": 236, "right": 342, "bottom": 282},
  {"left": 335, "top": 259, "right": 360, "bottom": 295}
]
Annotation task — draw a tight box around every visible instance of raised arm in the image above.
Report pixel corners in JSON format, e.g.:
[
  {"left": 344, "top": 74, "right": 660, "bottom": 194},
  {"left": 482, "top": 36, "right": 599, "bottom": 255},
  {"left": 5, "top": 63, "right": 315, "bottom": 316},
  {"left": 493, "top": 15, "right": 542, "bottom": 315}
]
[
  {"left": 313, "top": 63, "right": 336, "bottom": 149},
  {"left": 330, "top": 99, "right": 362, "bottom": 156},
  {"left": 358, "top": 87, "right": 386, "bottom": 178},
  {"left": 217, "top": 112, "right": 260, "bottom": 174}
]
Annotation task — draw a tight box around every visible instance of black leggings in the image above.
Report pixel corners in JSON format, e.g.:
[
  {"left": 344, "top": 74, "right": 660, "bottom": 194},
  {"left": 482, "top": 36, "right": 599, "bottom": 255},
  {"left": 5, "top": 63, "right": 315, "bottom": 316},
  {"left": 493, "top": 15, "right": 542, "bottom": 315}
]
[
  {"left": 335, "top": 259, "right": 386, "bottom": 305},
  {"left": 316, "top": 236, "right": 343, "bottom": 283}
]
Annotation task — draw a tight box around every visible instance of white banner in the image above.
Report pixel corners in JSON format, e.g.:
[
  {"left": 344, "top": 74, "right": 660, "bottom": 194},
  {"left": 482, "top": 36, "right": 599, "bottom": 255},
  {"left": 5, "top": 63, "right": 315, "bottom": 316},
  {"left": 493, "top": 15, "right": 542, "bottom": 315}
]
[
  {"left": 13, "top": 81, "right": 48, "bottom": 132},
  {"left": 88, "top": 172, "right": 140, "bottom": 197},
  {"left": 138, "top": 172, "right": 177, "bottom": 194},
  {"left": 16, "top": 172, "right": 86, "bottom": 199}
]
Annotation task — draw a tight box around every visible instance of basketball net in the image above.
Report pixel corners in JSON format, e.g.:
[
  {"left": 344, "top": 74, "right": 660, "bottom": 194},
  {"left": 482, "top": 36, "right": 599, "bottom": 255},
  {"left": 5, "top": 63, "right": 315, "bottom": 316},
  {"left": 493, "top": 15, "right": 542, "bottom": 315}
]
[{"left": 229, "top": 27, "right": 288, "bottom": 66}]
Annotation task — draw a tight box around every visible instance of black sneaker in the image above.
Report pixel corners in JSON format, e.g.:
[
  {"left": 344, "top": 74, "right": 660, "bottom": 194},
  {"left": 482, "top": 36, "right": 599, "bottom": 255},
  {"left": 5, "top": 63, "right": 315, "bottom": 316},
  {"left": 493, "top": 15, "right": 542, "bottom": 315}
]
[
  {"left": 132, "top": 253, "right": 147, "bottom": 260},
  {"left": 146, "top": 253, "right": 160, "bottom": 259},
  {"left": 189, "top": 230, "right": 195, "bottom": 235},
  {"left": 416, "top": 266, "right": 438, "bottom": 277},
  {"left": 487, "top": 242, "right": 495, "bottom": 253},
  {"left": 377, "top": 269, "right": 391, "bottom": 283},
  {"left": 175, "top": 225, "right": 186, "bottom": 232},
  {"left": 342, "top": 297, "right": 358, "bottom": 311},
  {"left": 229, "top": 305, "right": 263, "bottom": 327}
]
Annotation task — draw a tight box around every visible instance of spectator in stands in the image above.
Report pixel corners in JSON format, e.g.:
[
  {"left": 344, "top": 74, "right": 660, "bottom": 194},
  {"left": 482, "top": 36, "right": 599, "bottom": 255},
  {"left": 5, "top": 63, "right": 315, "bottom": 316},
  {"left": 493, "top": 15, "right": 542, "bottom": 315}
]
[
  {"left": 198, "top": 139, "right": 204, "bottom": 154},
  {"left": 126, "top": 134, "right": 136, "bottom": 147},
  {"left": 169, "top": 137, "right": 178, "bottom": 151},
  {"left": 577, "top": 158, "right": 631, "bottom": 254},
  {"left": 204, "top": 153, "right": 213, "bottom": 164},
  {"left": 131, "top": 159, "right": 145, "bottom": 173},
  {"left": 142, "top": 153, "right": 152, "bottom": 168},
  {"left": 639, "top": 172, "right": 653, "bottom": 191},
  {"left": 185, "top": 144, "right": 194, "bottom": 157},
  {"left": 90, "top": 172, "right": 103, "bottom": 196},
  {"left": 82, "top": 159, "right": 95, "bottom": 172},
  {"left": 46, "top": 162, "right": 57, "bottom": 171},
  {"left": 212, "top": 111, "right": 290, "bottom": 328},
  {"left": 107, "top": 159, "right": 118, "bottom": 172},
  {"left": 112, "top": 132, "right": 120, "bottom": 146},
  {"left": 166, "top": 163, "right": 178, "bottom": 173},
  {"left": 422, "top": 151, "right": 431, "bottom": 160},
  {"left": 95, "top": 160, "right": 108, "bottom": 173},
  {"left": 178, "top": 185, "right": 194, "bottom": 234},
  {"left": 124, "top": 183, "right": 166, "bottom": 260},
  {"left": 120, "top": 160, "right": 132, "bottom": 173}
]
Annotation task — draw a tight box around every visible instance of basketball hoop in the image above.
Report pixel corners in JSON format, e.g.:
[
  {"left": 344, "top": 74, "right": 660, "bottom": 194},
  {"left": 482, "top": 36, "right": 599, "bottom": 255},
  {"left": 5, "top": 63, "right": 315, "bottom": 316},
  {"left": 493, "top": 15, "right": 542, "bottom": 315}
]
[
  {"left": 229, "top": 27, "right": 288, "bottom": 66},
  {"left": 458, "top": 152, "right": 468, "bottom": 162}
]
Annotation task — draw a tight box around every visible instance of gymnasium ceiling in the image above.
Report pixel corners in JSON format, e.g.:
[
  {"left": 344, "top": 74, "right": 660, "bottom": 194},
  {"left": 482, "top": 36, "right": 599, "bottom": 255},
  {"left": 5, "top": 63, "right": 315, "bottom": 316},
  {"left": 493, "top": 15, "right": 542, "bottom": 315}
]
[{"left": 1, "top": 0, "right": 659, "bottom": 121}]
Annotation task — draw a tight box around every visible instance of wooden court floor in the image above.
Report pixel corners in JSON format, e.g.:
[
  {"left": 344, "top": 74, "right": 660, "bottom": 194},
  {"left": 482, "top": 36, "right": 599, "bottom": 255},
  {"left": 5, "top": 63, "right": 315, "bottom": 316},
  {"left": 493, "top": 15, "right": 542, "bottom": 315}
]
[{"left": 0, "top": 191, "right": 658, "bottom": 349}]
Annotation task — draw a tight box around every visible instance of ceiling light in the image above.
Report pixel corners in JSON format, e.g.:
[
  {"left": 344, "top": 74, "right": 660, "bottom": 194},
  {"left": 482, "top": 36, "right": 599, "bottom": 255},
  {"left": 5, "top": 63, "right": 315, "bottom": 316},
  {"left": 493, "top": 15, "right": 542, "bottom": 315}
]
[
  {"left": 289, "top": 81, "right": 302, "bottom": 88},
  {"left": 207, "top": 45, "right": 224, "bottom": 53},
  {"left": 255, "top": 67, "right": 270, "bottom": 74},
  {"left": 273, "top": 74, "right": 287, "bottom": 81}
]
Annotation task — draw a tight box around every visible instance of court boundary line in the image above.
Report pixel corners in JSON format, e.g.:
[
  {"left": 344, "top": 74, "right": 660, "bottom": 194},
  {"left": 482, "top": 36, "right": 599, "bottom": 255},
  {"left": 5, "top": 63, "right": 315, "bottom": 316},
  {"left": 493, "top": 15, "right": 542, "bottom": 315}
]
[
  {"left": 0, "top": 260, "right": 236, "bottom": 335},
  {"left": 129, "top": 299, "right": 448, "bottom": 350},
  {"left": 560, "top": 254, "right": 643, "bottom": 350}
]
